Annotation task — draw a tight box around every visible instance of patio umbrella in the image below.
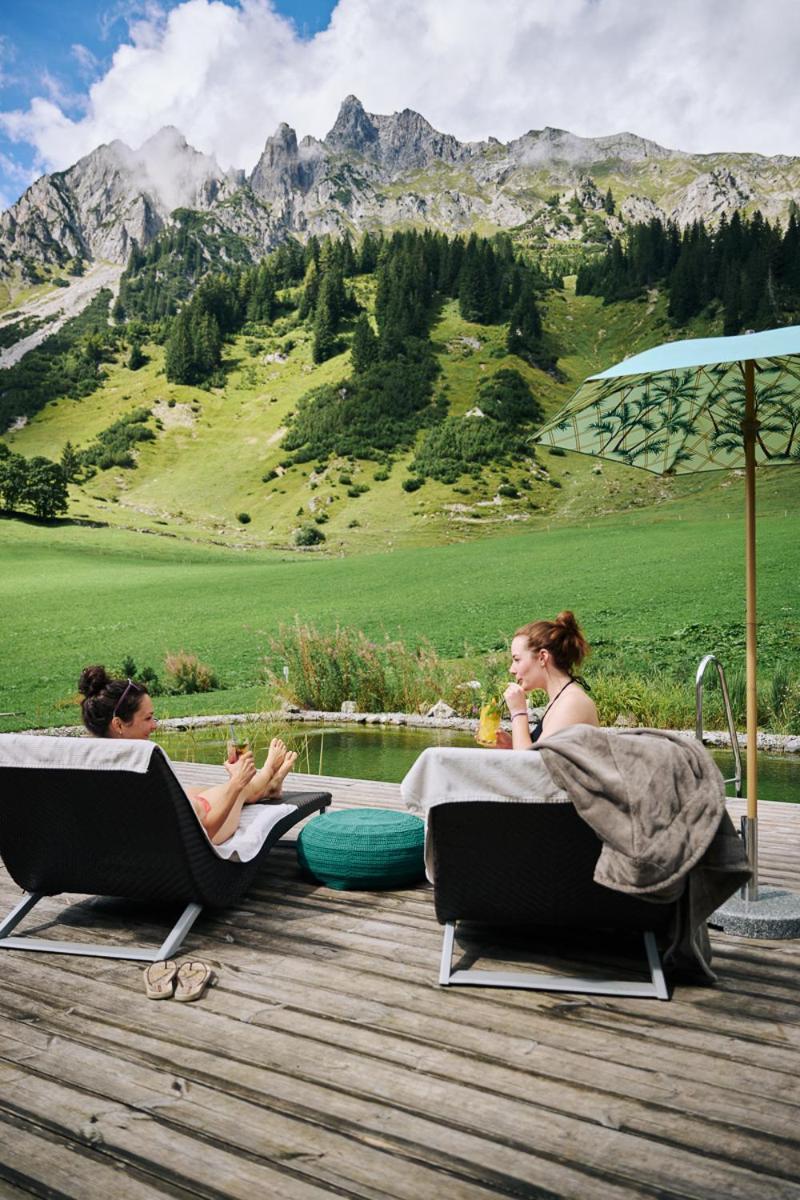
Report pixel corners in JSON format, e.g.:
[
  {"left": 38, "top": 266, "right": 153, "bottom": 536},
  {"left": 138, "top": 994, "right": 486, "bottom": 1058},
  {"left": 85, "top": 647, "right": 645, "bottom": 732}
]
[{"left": 533, "top": 325, "right": 800, "bottom": 928}]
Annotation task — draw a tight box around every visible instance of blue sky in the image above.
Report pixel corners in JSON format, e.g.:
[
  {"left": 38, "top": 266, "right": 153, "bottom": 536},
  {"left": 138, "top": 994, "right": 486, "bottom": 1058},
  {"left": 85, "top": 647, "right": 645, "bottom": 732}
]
[
  {"left": 0, "top": 0, "right": 337, "bottom": 207},
  {"left": 1, "top": 0, "right": 797, "bottom": 214}
]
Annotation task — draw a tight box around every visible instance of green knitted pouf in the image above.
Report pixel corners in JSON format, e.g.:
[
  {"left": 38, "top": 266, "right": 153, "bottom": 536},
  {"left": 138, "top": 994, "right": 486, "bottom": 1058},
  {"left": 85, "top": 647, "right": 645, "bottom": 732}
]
[{"left": 297, "top": 807, "right": 426, "bottom": 890}]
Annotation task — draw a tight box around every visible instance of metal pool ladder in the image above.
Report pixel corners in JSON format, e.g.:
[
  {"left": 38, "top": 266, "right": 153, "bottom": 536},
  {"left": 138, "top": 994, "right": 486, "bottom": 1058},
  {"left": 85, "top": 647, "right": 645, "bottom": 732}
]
[{"left": 695, "top": 653, "right": 750, "bottom": 895}]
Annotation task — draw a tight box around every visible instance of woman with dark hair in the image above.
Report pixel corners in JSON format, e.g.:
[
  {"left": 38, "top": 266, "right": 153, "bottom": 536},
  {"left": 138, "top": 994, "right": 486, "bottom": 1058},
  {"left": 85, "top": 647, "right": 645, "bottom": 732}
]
[
  {"left": 500, "top": 610, "right": 599, "bottom": 749},
  {"left": 77, "top": 665, "right": 297, "bottom": 844}
]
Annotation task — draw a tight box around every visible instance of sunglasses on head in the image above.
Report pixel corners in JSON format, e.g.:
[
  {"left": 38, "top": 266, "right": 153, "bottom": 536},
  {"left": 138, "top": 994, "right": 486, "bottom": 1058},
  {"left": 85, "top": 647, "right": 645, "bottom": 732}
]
[{"left": 112, "top": 678, "right": 142, "bottom": 718}]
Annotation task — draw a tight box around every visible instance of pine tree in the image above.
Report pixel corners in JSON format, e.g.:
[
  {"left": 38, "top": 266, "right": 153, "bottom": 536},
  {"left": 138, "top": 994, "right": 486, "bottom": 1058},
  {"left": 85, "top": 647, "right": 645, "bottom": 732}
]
[
  {"left": 603, "top": 188, "right": 615, "bottom": 215},
  {"left": 357, "top": 232, "right": 380, "bottom": 274},
  {"left": 506, "top": 289, "right": 546, "bottom": 365},
  {"left": 193, "top": 311, "right": 222, "bottom": 377},
  {"left": 164, "top": 311, "right": 194, "bottom": 383},
  {"left": 351, "top": 314, "right": 379, "bottom": 374},
  {"left": 60, "top": 441, "right": 81, "bottom": 482},
  {"left": 312, "top": 289, "right": 336, "bottom": 364},
  {"left": 298, "top": 260, "right": 320, "bottom": 321},
  {"left": 127, "top": 339, "right": 145, "bottom": 370}
]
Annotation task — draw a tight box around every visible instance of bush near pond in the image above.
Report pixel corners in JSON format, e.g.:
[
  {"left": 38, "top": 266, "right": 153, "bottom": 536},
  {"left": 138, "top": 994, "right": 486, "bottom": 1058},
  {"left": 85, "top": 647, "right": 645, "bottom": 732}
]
[{"left": 163, "top": 651, "right": 219, "bottom": 695}]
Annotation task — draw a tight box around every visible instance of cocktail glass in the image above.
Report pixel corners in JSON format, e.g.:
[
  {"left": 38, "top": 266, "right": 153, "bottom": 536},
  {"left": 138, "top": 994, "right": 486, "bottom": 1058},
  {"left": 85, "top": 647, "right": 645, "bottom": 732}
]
[{"left": 476, "top": 700, "right": 502, "bottom": 746}]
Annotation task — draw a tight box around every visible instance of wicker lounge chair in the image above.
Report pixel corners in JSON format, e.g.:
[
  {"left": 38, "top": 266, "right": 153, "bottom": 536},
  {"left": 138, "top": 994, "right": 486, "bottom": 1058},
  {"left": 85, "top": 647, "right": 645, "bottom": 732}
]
[
  {"left": 429, "top": 799, "right": 674, "bottom": 1000},
  {"left": 0, "top": 735, "right": 330, "bottom": 962}
]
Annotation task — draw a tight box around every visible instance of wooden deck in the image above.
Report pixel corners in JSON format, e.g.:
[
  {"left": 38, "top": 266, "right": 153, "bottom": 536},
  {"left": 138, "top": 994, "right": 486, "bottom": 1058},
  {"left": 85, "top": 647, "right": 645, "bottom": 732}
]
[{"left": 1, "top": 766, "right": 800, "bottom": 1199}]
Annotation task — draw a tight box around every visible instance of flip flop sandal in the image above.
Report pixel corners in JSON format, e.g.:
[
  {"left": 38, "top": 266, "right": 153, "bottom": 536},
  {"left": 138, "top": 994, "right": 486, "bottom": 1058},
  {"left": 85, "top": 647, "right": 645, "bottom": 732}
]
[
  {"left": 143, "top": 959, "right": 178, "bottom": 999},
  {"left": 174, "top": 960, "right": 215, "bottom": 1003}
]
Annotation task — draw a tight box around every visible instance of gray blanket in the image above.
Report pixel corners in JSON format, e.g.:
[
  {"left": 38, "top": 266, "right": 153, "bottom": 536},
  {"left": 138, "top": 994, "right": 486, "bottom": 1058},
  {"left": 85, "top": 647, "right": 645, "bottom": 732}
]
[{"left": 537, "top": 725, "right": 751, "bottom": 980}]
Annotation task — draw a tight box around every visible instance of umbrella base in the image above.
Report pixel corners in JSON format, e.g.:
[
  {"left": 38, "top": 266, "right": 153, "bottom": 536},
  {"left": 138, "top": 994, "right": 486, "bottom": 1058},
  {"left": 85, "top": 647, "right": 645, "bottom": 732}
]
[{"left": 710, "top": 887, "right": 800, "bottom": 939}]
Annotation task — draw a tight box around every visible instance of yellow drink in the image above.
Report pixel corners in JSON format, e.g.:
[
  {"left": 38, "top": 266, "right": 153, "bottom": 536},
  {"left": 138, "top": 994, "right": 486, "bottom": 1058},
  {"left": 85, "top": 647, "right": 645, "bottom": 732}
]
[{"left": 476, "top": 700, "right": 502, "bottom": 746}]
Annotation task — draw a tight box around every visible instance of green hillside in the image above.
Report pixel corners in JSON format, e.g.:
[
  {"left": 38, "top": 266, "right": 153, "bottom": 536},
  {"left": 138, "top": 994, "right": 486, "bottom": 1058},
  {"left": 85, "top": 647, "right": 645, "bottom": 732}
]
[{"left": 4, "top": 274, "right": 785, "bottom": 553}]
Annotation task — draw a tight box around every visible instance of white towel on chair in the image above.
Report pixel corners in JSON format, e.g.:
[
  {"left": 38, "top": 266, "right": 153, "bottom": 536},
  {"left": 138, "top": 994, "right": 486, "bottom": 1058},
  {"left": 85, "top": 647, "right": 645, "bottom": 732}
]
[
  {"left": 400, "top": 746, "right": 567, "bottom": 880},
  {"left": 213, "top": 801, "right": 297, "bottom": 862}
]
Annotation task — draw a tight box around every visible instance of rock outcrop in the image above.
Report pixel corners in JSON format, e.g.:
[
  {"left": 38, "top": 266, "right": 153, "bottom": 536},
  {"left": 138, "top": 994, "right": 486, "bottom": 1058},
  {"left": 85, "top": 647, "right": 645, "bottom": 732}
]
[{"left": 2, "top": 95, "right": 799, "bottom": 281}]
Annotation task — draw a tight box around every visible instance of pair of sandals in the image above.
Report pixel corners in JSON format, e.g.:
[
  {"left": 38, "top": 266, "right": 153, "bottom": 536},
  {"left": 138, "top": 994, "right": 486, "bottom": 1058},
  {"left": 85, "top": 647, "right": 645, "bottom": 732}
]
[{"left": 143, "top": 959, "right": 214, "bottom": 1002}]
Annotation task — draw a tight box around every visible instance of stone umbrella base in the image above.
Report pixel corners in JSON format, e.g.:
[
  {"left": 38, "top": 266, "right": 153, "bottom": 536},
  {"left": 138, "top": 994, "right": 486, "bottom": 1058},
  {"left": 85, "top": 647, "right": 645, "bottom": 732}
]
[{"left": 710, "top": 887, "right": 800, "bottom": 939}]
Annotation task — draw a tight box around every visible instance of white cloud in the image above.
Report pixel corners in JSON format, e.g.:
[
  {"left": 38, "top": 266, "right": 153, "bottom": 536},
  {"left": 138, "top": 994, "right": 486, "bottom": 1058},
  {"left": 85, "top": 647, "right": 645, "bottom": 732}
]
[
  {"left": 71, "top": 44, "right": 102, "bottom": 79},
  {"left": 0, "top": 0, "right": 798, "bottom": 191}
]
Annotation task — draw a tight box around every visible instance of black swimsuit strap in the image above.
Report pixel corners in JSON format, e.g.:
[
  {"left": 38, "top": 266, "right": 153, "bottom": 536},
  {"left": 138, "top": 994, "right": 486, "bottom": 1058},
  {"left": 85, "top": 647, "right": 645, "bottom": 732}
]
[
  {"left": 530, "top": 678, "right": 576, "bottom": 745},
  {"left": 540, "top": 677, "right": 576, "bottom": 721}
]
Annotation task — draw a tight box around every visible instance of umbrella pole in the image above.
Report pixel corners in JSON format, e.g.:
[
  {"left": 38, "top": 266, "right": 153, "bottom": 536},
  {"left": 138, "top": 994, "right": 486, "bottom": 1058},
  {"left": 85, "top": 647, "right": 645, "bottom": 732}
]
[{"left": 743, "top": 359, "right": 758, "bottom": 899}]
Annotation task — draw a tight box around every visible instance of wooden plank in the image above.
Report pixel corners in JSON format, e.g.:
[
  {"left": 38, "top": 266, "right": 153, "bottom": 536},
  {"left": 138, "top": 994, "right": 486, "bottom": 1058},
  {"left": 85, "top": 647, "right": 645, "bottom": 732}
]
[
  {"left": 1, "top": 945, "right": 800, "bottom": 1200},
  {"left": 0, "top": 1113, "right": 181, "bottom": 1200},
  {"left": 0, "top": 986, "right": 656, "bottom": 1200}
]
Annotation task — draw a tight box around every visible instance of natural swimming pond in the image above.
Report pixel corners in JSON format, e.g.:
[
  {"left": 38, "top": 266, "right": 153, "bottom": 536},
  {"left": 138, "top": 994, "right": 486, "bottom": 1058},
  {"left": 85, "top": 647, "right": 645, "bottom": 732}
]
[{"left": 154, "top": 723, "right": 800, "bottom": 804}]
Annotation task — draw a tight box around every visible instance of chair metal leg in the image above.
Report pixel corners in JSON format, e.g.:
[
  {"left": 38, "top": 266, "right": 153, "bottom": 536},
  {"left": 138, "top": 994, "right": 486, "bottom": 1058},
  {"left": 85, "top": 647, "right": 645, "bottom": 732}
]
[
  {"left": 0, "top": 891, "right": 43, "bottom": 938},
  {"left": 155, "top": 902, "right": 203, "bottom": 960},
  {"left": 439, "top": 921, "right": 456, "bottom": 984},
  {"left": 643, "top": 930, "right": 670, "bottom": 1000},
  {"left": 0, "top": 893, "right": 204, "bottom": 962},
  {"left": 439, "top": 922, "right": 670, "bottom": 999}
]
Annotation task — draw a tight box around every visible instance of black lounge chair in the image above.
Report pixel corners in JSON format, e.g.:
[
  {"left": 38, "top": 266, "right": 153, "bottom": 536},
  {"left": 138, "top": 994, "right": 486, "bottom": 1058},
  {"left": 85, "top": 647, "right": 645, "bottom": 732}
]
[
  {"left": 429, "top": 800, "right": 674, "bottom": 999},
  {"left": 0, "top": 735, "right": 330, "bottom": 962}
]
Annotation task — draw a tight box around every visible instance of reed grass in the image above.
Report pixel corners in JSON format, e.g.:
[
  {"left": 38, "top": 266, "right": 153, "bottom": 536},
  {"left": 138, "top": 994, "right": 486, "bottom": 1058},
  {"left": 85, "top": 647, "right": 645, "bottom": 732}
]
[{"left": 264, "top": 622, "right": 800, "bottom": 733}]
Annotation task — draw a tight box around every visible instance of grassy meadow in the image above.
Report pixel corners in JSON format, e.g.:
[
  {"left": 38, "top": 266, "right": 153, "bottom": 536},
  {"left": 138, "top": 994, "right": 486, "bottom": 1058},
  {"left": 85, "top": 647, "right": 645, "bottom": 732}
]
[{"left": 2, "top": 485, "right": 798, "bottom": 732}]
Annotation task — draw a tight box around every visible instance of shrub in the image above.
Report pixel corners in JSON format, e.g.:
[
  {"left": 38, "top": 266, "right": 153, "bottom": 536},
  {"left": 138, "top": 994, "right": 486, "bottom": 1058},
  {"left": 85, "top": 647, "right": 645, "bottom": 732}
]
[
  {"left": 80, "top": 408, "right": 155, "bottom": 471},
  {"left": 548, "top": 446, "right": 567, "bottom": 457},
  {"left": 373, "top": 468, "right": 390, "bottom": 481},
  {"left": 163, "top": 651, "right": 219, "bottom": 694},
  {"left": 497, "top": 483, "right": 519, "bottom": 498},
  {"left": 294, "top": 524, "right": 326, "bottom": 546},
  {"left": 476, "top": 369, "right": 543, "bottom": 425},
  {"left": 402, "top": 477, "right": 423, "bottom": 493},
  {"left": 118, "top": 654, "right": 162, "bottom": 695},
  {"left": 262, "top": 469, "right": 278, "bottom": 482},
  {"left": 237, "top": 512, "right": 251, "bottom": 524},
  {"left": 347, "top": 484, "right": 369, "bottom": 497}
]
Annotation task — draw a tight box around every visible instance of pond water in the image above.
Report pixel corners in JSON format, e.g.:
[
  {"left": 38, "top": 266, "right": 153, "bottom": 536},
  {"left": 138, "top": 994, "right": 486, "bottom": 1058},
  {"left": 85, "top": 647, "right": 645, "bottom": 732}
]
[{"left": 154, "top": 723, "right": 800, "bottom": 805}]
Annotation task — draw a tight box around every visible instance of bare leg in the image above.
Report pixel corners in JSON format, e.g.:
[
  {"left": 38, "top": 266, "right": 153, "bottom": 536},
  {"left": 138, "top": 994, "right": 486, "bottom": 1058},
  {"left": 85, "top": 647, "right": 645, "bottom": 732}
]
[{"left": 185, "top": 752, "right": 256, "bottom": 844}]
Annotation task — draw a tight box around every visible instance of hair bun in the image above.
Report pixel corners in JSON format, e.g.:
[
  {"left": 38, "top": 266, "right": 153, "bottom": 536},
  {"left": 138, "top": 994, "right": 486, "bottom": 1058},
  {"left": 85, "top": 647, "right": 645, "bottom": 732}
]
[
  {"left": 78, "top": 664, "right": 109, "bottom": 698},
  {"left": 554, "top": 610, "right": 578, "bottom": 631}
]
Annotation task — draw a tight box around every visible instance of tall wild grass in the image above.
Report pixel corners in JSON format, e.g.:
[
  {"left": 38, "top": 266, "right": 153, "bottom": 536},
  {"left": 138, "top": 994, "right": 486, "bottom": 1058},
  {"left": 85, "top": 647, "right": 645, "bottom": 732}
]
[{"left": 265, "top": 624, "right": 800, "bottom": 733}]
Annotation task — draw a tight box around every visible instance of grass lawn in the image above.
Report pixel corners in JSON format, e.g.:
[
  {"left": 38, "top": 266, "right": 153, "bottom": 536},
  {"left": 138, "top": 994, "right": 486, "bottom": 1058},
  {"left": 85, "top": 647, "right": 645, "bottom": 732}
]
[{"left": 2, "top": 484, "right": 798, "bottom": 732}]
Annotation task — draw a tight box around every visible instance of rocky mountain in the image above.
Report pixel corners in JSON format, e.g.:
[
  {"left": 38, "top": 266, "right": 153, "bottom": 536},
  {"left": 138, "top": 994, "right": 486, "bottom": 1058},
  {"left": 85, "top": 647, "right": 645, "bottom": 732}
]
[{"left": 2, "top": 94, "right": 800, "bottom": 283}]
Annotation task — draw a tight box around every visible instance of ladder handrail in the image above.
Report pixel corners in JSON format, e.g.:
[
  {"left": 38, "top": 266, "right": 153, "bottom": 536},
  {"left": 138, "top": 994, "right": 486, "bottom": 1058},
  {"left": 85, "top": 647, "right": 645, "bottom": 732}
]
[{"left": 695, "top": 654, "right": 743, "bottom": 797}]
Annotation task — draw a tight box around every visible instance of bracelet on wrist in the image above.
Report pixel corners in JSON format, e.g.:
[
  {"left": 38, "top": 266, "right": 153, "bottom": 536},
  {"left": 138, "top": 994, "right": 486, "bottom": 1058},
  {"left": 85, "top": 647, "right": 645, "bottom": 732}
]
[{"left": 510, "top": 711, "right": 529, "bottom": 720}]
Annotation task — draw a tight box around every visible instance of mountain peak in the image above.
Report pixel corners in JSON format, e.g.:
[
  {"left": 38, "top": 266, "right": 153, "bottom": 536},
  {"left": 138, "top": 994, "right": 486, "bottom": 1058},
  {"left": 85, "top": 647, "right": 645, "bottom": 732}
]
[
  {"left": 326, "top": 95, "right": 378, "bottom": 154},
  {"left": 138, "top": 126, "right": 189, "bottom": 155}
]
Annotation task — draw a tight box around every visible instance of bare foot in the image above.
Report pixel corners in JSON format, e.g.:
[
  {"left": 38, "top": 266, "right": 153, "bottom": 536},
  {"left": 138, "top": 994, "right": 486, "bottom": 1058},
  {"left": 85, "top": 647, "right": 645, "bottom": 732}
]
[
  {"left": 242, "top": 738, "right": 287, "bottom": 803},
  {"left": 264, "top": 750, "right": 297, "bottom": 798}
]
